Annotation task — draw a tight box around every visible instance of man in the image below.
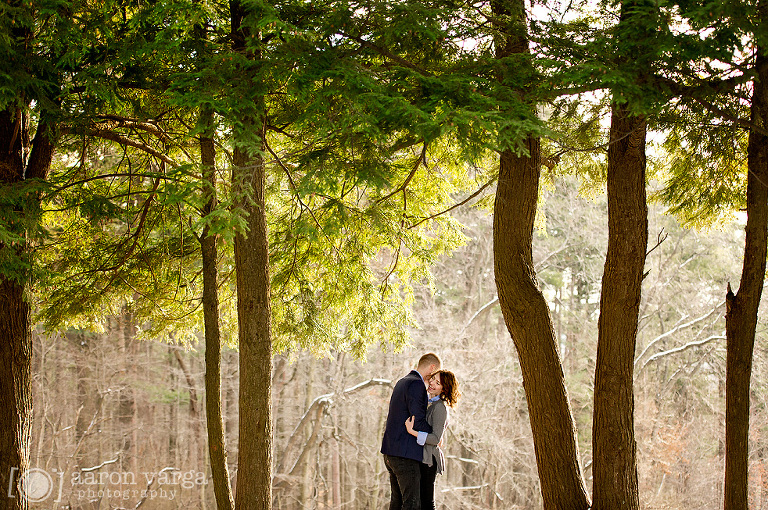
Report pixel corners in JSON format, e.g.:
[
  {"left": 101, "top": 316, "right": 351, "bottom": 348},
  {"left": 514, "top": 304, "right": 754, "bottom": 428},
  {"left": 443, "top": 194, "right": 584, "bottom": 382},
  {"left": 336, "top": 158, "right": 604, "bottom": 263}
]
[{"left": 381, "top": 352, "right": 441, "bottom": 510}]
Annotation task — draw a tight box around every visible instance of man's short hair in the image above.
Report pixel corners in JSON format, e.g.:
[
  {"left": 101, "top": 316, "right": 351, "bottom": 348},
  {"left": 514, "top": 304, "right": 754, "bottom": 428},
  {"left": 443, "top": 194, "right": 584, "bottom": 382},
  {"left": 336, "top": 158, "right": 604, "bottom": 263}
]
[{"left": 417, "top": 352, "right": 441, "bottom": 370}]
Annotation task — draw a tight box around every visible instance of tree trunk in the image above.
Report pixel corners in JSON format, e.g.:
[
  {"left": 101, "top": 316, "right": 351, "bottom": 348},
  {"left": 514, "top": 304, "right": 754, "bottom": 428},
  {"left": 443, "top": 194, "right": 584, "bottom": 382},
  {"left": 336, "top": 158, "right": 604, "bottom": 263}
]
[
  {"left": 592, "top": 103, "right": 647, "bottom": 510},
  {"left": 0, "top": 9, "right": 55, "bottom": 503},
  {"left": 300, "top": 360, "right": 315, "bottom": 507},
  {"left": 119, "top": 312, "right": 139, "bottom": 475},
  {"left": 494, "top": 144, "right": 590, "bottom": 510},
  {"left": 0, "top": 279, "right": 32, "bottom": 510},
  {"left": 232, "top": 142, "right": 273, "bottom": 510},
  {"left": 199, "top": 107, "right": 236, "bottom": 510},
  {"left": 723, "top": 46, "right": 768, "bottom": 510},
  {"left": 168, "top": 348, "right": 179, "bottom": 462},
  {"left": 230, "top": 5, "right": 273, "bottom": 508},
  {"left": 0, "top": 102, "right": 54, "bottom": 510},
  {"left": 331, "top": 438, "right": 341, "bottom": 510},
  {"left": 0, "top": 107, "right": 31, "bottom": 510},
  {"left": 491, "top": 1, "right": 590, "bottom": 508}
]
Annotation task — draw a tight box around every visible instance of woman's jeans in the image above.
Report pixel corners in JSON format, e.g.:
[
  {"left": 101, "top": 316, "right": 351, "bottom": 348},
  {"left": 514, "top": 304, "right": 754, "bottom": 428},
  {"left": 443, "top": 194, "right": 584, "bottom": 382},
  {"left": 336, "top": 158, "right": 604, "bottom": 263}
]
[{"left": 419, "top": 457, "right": 438, "bottom": 510}]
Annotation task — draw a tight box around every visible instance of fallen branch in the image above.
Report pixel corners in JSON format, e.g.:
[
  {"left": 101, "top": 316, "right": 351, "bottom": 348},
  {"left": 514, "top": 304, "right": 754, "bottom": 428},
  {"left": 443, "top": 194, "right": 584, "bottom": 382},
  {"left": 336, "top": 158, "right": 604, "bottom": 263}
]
[
  {"left": 276, "top": 378, "right": 393, "bottom": 477},
  {"left": 81, "top": 457, "right": 120, "bottom": 472},
  {"left": 444, "top": 455, "right": 480, "bottom": 465},
  {"left": 441, "top": 483, "right": 488, "bottom": 492}
]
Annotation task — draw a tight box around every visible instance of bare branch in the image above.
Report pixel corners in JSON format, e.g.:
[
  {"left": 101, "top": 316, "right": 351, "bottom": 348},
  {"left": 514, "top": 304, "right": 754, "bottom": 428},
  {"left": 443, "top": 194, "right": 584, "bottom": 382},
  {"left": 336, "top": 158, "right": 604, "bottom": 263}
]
[
  {"left": 376, "top": 142, "right": 428, "bottom": 204},
  {"left": 641, "top": 334, "right": 725, "bottom": 370},
  {"left": 534, "top": 238, "right": 570, "bottom": 271},
  {"left": 264, "top": 138, "right": 324, "bottom": 231},
  {"left": 646, "top": 228, "right": 668, "bottom": 257},
  {"left": 134, "top": 467, "right": 177, "bottom": 509},
  {"left": 61, "top": 126, "right": 179, "bottom": 167},
  {"left": 690, "top": 96, "right": 768, "bottom": 137},
  {"left": 94, "top": 115, "right": 172, "bottom": 143},
  {"left": 409, "top": 177, "right": 496, "bottom": 229},
  {"left": 634, "top": 303, "right": 724, "bottom": 368},
  {"left": 458, "top": 297, "right": 499, "bottom": 339},
  {"left": 340, "top": 32, "right": 433, "bottom": 77}
]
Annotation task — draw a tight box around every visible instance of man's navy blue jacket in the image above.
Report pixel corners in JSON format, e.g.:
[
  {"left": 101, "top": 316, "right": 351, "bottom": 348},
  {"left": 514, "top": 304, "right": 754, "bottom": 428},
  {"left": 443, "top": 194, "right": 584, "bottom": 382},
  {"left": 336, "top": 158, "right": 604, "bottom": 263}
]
[{"left": 381, "top": 370, "right": 432, "bottom": 462}]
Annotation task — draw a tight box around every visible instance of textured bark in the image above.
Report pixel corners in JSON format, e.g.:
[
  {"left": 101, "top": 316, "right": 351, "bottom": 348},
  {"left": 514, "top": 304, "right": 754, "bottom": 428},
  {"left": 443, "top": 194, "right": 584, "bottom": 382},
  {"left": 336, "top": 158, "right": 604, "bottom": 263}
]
[
  {"left": 231, "top": 4, "right": 273, "bottom": 508},
  {"left": 0, "top": 279, "right": 31, "bottom": 510},
  {"left": 491, "top": 1, "right": 590, "bottom": 508},
  {"left": 199, "top": 109, "right": 235, "bottom": 510},
  {"left": 0, "top": 111, "right": 31, "bottom": 509},
  {"left": 723, "top": 47, "right": 768, "bottom": 510},
  {"left": 0, "top": 43, "right": 56, "bottom": 507},
  {"left": 494, "top": 144, "right": 590, "bottom": 510},
  {"left": 592, "top": 103, "right": 647, "bottom": 510},
  {"left": 0, "top": 92, "right": 55, "bottom": 508},
  {"left": 232, "top": 141, "right": 273, "bottom": 510},
  {"left": 0, "top": 110, "right": 28, "bottom": 502}
]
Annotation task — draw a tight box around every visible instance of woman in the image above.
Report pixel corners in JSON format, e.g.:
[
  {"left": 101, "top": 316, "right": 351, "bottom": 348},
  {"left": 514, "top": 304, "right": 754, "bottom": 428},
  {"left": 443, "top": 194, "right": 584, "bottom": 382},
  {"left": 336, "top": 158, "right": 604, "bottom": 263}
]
[{"left": 405, "top": 370, "right": 460, "bottom": 510}]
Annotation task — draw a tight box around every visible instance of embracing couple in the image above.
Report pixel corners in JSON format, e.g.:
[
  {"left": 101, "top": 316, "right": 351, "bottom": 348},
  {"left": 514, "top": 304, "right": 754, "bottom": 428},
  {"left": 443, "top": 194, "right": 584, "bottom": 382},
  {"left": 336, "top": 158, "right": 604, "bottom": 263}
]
[{"left": 381, "top": 353, "right": 460, "bottom": 510}]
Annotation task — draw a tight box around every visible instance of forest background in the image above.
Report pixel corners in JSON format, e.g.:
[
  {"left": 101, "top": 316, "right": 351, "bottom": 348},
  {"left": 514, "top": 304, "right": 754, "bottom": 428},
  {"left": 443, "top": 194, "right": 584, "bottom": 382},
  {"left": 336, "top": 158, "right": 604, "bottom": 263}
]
[{"left": 2, "top": 0, "right": 768, "bottom": 509}]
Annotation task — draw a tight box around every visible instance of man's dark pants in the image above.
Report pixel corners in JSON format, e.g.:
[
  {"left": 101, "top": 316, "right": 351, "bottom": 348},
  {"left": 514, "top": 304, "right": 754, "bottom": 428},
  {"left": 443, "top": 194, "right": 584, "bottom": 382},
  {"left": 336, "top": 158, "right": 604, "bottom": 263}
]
[{"left": 384, "top": 454, "right": 421, "bottom": 510}]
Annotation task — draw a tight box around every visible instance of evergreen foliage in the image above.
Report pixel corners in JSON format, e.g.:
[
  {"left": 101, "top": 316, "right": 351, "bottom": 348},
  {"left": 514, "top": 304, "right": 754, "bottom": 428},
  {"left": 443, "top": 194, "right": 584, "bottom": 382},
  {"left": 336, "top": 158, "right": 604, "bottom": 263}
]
[
  {"left": 3, "top": 0, "right": 768, "bottom": 507},
  {"left": 22, "top": 0, "right": 487, "bottom": 360},
  {"left": 2, "top": 0, "right": 763, "bottom": 360},
  {"left": 3, "top": 0, "right": 760, "bottom": 356}
]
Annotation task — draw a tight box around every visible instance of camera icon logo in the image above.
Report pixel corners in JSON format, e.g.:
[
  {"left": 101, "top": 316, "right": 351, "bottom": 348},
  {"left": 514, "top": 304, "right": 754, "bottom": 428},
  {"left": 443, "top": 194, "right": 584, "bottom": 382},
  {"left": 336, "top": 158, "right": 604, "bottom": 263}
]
[{"left": 14, "top": 468, "right": 55, "bottom": 503}]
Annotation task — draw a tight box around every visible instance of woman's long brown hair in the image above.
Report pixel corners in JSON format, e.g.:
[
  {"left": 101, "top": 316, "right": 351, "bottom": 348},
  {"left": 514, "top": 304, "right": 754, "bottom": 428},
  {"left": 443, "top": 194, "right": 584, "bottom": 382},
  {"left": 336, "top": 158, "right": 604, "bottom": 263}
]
[{"left": 435, "top": 370, "right": 460, "bottom": 408}]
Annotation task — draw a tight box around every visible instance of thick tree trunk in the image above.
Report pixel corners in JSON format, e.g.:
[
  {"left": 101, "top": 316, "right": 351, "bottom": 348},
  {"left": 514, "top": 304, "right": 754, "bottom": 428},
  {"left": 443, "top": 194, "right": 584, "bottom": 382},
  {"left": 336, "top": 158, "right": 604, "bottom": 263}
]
[
  {"left": 491, "top": 1, "right": 589, "bottom": 508},
  {"left": 232, "top": 141, "right": 273, "bottom": 510},
  {"left": 0, "top": 107, "right": 30, "bottom": 510},
  {"left": 723, "top": 47, "right": 768, "bottom": 510},
  {"left": 0, "top": 280, "right": 31, "bottom": 510},
  {"left": 0, "top": 7, "right": 57, "bottom": 502},
  {"left": 494, "top": 144, "right": 590, "bottom": 510},
  {"left": 0, "top": 102, "right": 54, "bottom": 510},
  {"left": 230, "top": 5, "right": 273, "bottom": 508},
  {"left": 592, "top": 103, "right": 647, "bottom": 510},
  {"left": 199, "top": 108, "right": 236, "bottom": 510}
]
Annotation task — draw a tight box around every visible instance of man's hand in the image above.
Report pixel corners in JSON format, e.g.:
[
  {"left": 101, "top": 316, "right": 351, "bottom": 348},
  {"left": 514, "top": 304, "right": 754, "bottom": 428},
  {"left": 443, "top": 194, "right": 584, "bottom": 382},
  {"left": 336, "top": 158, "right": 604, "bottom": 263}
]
[{"left": 405, "top": 416, "right": 416, "bottom": 437}]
